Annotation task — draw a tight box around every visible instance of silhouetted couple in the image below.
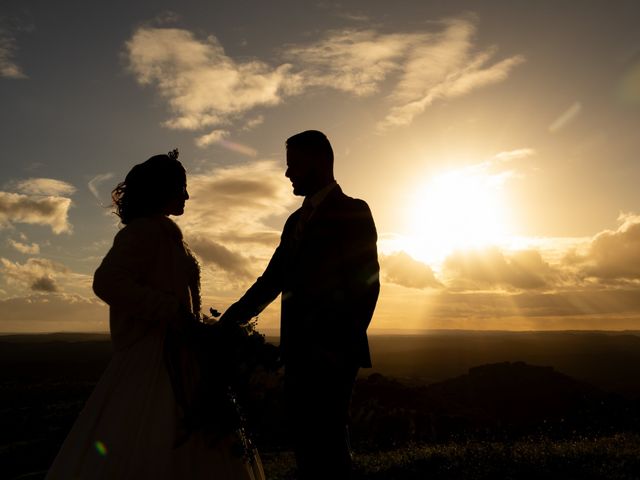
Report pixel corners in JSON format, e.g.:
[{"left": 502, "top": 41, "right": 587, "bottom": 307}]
[{"left": 46, "top": 130, "right": 380, "bottom": 480}]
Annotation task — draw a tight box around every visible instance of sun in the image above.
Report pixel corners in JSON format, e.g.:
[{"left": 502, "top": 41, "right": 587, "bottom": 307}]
[{"left": 402, "top": 167, "right": 513, "bottom": 264}]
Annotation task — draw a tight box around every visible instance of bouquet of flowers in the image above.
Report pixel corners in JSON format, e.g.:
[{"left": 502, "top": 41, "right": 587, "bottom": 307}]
[{"left": 164, "top": 307, "right": 281, "bottom": 460}]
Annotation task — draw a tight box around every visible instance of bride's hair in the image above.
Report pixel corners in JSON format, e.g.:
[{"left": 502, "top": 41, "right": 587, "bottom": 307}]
[{"left": 112, "top": 149, "right": 185, "bottom": 224}]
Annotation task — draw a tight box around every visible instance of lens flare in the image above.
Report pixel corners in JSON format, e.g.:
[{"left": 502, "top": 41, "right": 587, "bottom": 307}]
[{"left": 95, "top": 440, "right": 108, "bottom": 456}]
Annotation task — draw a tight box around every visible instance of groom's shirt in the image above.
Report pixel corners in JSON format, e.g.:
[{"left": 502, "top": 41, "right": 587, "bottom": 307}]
[
  {"left": 294, "top": 180, "right": 338, "bottom": 240},
  {"left": 306, "top": 180, "right": 338, "bottom": 208}
]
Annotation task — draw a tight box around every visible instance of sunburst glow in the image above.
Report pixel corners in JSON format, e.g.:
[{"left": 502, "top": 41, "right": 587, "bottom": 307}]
[{"left": 403, "top": 168, "right": 513, "bottom": 264}]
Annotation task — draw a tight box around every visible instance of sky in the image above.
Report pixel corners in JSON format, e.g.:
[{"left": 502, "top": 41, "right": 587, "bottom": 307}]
[{"left": 1, "top": 0, "right": 640, "bottom": 333}]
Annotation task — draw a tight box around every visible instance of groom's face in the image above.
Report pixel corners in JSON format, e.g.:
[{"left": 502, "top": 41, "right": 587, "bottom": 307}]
[{"left": 285, "top": 147, "right": 314, "bottom": 196}]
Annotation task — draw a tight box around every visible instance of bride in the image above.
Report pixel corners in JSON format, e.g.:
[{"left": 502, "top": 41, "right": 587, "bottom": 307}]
[{"left": 46, "top": 151, "right": 265, "bottom": 479}]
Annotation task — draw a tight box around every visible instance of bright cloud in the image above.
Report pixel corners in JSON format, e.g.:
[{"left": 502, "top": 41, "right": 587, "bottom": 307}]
[
  {"left": 125, "top": 18, "right": 524, "bottom": 137},
  {"left": 11, "top": 178, "right": 77, "bottom": 196},
  {"left": 8, "top": 239, "right": 40, "bottom": 255},
  {"left": 126, "top": 27, "right": 297, "bottom": 131},
  {"left": 196, "top": 129, "right": 229, "bottom": 148},
  {"left": 492, "top": 148, "right": 536, "bottom": 163},
  {"left": 0, "top": 191, "right": 73, "bottom": 234},
  {"left": 381, "top": 251, "right": 441, "bottom": 289},
  {"left": 569, "top": 213, "right": 640, "bottom": 282},
  {"left": 377, "top": 19, "right": 525, "bottom": 131},
  {"left": 242, "top": 115, "right": 264, "bottom": 131}
]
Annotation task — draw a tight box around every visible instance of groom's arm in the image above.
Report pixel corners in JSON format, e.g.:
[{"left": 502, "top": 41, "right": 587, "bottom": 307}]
[{"left": 220, "top": 230, "right": 289, "bottom": 324}]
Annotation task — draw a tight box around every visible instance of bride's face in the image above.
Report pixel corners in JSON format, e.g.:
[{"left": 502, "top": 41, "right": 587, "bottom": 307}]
[{"left": 163, "top": 181, "right": 189, "bottom": 216}]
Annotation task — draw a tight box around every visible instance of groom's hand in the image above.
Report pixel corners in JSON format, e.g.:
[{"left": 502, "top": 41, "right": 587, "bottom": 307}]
[{"left": 219, "top": 302, "right": 251, "bottom": 325}]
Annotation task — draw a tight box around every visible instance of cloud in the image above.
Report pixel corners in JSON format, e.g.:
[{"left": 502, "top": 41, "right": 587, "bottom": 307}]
[
  {"left": 422, "top": 288, "right": 640, "bottom": 327},
  {"left": 125, "top": 27, "right": 296, "bottom": 131},
  {"left": 0, "top": 27, "right": 25, "bottom": 79},
  {"left": 88, "top": 173, "right": 115, "bottom": 204},
  {"left": 283, "top": 29, "right": 412, "bottom": 96},
  {"left": 0, "top": 191, "right": 73, "bottom": 234},
  {"left": 8, "top": 239, "right": 40, "bottom": 254},
  {"left": 0, "top": 293, "right": 107, "bottom": 333},
  {"left": 0, "top": 257, "right": 71, "bottom": 293},
  {"left": 178, "top": 160, "right": 294, "bottom": 233},
  {"left": 492, "top": 148, "right": 535, "bottom": 163},
  {"left": 187, "top": 236, "right": 253, "bottom": 279},
  {"left": 377, "top": 19, "right": 525, "bottom": 131},
  {"left": 381, "top": 251, "right": 441, "bottom": 289},
  {"left": 10, "top": 178, "right": 76, "bottom": 196},
  {"left": 30, "top": 276, "right": 58, "bottom": 292},
  {"left": 569, "top": 213, "right": 640, "bottom": 281},
  {"left": 242, "top": 115, "right": 264, "bottom": 131},
  {"left": 286, "top": 19, "right": 523, "bottom": 130},
  {"left": 444, "top": 247, "right": 557, "bottom": 290},
  {"left": 174, "top": 160, "right": 296, "bottom": 285},
  {"left": 125, "top": 18, "right": 523, "bottom": 136},
  {"left": 196, "top": 129, "right": 229, "bottom": 148}
]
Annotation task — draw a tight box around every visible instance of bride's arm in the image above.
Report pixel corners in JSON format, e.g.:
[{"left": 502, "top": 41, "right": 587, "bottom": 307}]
[{"left": 93, "top": 219, "right": 181, "bottom": 323}]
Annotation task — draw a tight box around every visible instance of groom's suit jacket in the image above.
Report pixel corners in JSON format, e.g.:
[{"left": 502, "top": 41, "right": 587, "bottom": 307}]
[{"left": 232, "top": 184, "right": 380, "bottom": 368}]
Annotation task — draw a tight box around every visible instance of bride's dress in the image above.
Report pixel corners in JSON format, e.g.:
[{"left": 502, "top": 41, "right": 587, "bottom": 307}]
[{"left": 46, "top": 216, "right": 265, "bottom": 480}]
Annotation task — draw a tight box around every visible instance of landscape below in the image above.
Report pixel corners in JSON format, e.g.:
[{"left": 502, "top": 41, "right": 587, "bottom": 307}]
[{"left": 2, "top": 331, "right": 640, "bottom": 479}]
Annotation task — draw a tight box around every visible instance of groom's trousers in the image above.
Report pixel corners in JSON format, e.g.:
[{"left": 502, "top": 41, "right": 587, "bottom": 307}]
[{"left": 284, "top": 356, "right": 359, "bottom": 480}]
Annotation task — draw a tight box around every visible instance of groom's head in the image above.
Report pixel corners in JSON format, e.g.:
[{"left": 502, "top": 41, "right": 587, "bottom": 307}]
[{"left": 285, "top": 130, "right": 335, "bottom": 197}]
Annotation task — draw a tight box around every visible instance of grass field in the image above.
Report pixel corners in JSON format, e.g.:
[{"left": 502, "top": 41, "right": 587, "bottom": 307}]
[{"left": 262, "top": 434, "right": 640, "bottom": 479}]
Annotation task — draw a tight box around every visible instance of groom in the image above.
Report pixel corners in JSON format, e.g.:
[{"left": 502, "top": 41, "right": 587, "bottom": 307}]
[{"left": 221, "top": 130, "right": 380, "bottom": 479}]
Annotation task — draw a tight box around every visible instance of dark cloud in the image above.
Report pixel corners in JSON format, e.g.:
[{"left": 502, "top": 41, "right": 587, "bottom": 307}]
[
  {"left": 0, "top": 257, "right": 70, "bottom": 293},
  {"left": 381, "top": 252, "right": 441, "bottom": 289},
  {"left": 30, "top": 275, "right": 58, "bottom": 292},
  {"left": 209, "top": 178, "right": 280, "bottom": 198},
  {"left": 187, "top": 236, "right": 253, "bottom": 279},
  {"left": 0, "top": 191, "right": 72, "bottom": 234},
  {"left": 178, "top": 161, "right": 294, "bottom": 232}
]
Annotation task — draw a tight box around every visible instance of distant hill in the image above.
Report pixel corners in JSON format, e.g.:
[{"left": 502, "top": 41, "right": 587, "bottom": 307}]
[
  {"left": 366, "top": 331, "right": 640, "bottom": 397},
  {"left": 2, "top": 330, "right": 640, "bottom": 395},
  {"left": 352, "top": 361, "right": 639, "bottom": 445}
]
